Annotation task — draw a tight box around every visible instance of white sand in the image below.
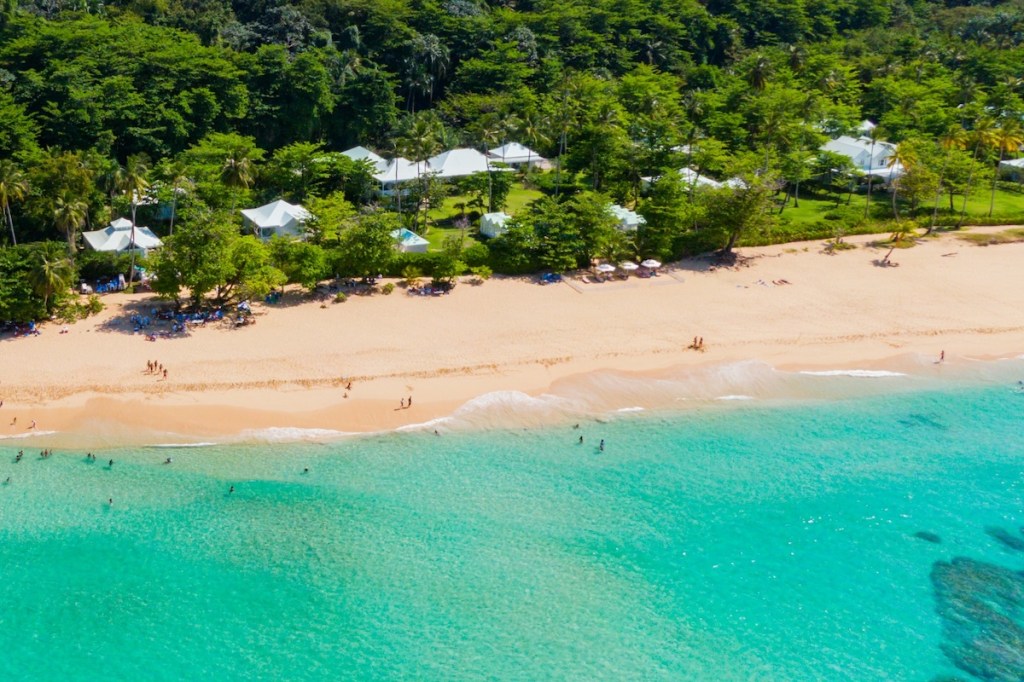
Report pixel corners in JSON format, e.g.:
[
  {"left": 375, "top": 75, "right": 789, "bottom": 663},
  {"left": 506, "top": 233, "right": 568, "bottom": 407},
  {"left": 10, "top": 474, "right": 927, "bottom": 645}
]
[{"left": 1, "top": 228, "right": 1022, "bottom": 446}]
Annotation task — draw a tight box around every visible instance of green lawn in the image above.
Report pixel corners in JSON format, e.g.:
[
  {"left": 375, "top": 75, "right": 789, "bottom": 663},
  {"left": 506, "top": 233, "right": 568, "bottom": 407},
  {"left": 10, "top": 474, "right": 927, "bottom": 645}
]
[{"left": 420, "top": 182, "right": 545, "bottom": 251}]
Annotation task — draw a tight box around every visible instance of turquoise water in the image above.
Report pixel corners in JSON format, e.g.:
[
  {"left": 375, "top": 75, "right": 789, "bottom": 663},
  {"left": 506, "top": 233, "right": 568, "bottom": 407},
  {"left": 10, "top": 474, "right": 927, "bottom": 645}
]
[{"left": 2, "top": 375, "right": 1024, "bottom": 680}]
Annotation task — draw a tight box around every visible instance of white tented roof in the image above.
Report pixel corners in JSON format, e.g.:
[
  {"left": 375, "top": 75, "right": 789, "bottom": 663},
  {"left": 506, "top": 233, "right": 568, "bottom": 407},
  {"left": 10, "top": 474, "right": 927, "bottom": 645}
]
[
  {"left": 240, "top": 200, "right": 311, "bottom": 229},
  {"left": 428, "top": 148, "right": 491, "bottom": 178},
  {"left": 342, "top": 146, "right": 389, "bottom": 173},
  {"left": 857, "top": 120, "right": 877, "bottom": 134},
  {"left": 480, "top": 212, "right": 512, "bottom": 238},
  {"left": 487, "top": 142, "right": 545, "bottom": 165},
  {"left": 679, "top": 168, "right": 724, "bottom": 188},
  {"left": 607, "top": 204, "right": 646, "bottom": 231},
  {"left": 999, "top": 158, "right": 1024, "bottom": 169},
  {"left": 82, "top": 218, "right": 163, "bottom": 253},
  {"left": 375, "top": 157, "right": 422, "bottom": 185}
]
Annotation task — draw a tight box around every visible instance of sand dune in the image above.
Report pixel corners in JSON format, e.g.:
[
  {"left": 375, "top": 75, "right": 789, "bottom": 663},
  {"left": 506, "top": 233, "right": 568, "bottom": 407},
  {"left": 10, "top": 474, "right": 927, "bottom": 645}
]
[{"left": 2, "top": 228, "right": 1022, "bottom": 446}]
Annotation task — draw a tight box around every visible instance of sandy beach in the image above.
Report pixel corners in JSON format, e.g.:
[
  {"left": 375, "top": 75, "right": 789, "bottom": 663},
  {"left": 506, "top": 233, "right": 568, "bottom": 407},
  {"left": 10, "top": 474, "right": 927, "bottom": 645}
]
[{"left": 2, "top": 227, "right": 1023, "bottom": 447}]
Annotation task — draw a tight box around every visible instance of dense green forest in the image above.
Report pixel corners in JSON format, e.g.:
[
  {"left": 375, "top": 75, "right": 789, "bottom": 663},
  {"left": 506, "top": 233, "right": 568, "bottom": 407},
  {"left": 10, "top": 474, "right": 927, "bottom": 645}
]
[{"left": 2, "top": 0, "right": 1024, "bottom": 320}]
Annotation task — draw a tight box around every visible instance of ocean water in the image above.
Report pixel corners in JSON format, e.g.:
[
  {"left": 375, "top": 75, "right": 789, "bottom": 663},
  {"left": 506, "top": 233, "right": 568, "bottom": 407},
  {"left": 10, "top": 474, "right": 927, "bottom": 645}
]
[{"left": 2, "top": 363, "right": 1024, "bottom": 680}]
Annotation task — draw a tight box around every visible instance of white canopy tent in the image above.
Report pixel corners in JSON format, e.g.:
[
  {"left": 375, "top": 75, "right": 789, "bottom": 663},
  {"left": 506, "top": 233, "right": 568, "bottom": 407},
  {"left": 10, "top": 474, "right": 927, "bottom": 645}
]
[
  {"left": 391, "top": 228, "right": 429, "bottom": 253},
  {"left": 241, "top": 200, "right": 312, "bottom": 240},
  {"left": 480, "top": 212, "right": 512, "bottom": 238},
  {"left": 487, "top": 142, "right": 546, "bottom": 167},
  {"left": 82, "top": 218, "right": 163, "bottom": 255}
]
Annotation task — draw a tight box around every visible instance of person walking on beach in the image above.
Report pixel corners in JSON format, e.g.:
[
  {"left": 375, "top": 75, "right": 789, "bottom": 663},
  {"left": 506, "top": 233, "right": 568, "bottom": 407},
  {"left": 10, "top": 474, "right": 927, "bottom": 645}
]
[
  {"left": 28, "top": 420, "right": 35, "bottom": 430},
  {"left": 939, "top": 350, "right": 945, "bottom": 363},
  {"left": 108, "top": 459, "right": 114, "bottom": 468},
  {"left": 407, "top": 396, "right": 412, "bottom": 407}
]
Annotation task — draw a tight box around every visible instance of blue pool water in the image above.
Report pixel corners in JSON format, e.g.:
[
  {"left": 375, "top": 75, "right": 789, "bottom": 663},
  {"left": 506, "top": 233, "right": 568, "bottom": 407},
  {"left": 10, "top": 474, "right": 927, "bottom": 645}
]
[{"left": 2, "top": 366, "right": 1024, "bottom": 680}]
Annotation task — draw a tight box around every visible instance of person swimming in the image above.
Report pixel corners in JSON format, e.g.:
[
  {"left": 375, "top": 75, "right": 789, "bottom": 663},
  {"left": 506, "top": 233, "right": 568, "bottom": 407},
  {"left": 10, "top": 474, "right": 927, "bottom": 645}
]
[
  {"left": 164, "top": 457, "right": 172, "bottom": 464},
  {"left": 229, "top": 486, "right": 235, "bottom": 494},
  {"left": 599, "top": 439, "right": 605, "bottom": 451}
]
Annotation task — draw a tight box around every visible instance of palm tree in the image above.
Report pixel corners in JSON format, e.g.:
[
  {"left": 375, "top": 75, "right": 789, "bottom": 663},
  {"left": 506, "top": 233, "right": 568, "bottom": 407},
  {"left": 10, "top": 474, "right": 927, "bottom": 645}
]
[
  {"left": 863, "top": 126, "right": 882, "bottom": 219},
  {"left": 886, "top": 146, "right": 917, "bottom": 222},
  {"left": 221, "top": 150, "right": 254, "bottom": 212},
  {"left": 929, "top": 125, "right": 966, "bottom": 233},
  {"left": 396, "top": 115, "right": 443, "bottom": 232},
  {"left": 477, "top": 119, "right": 503, "bottom": 211},
  {"left": 164, "top": 161, "right": 193, "bottom": 236},
  {"left": 746, "top": 54, "right": 772, "bottom": 92},
  {"left": 0, "top": 160, "right": 28, "bottom": 245},
  {"left": 517, "top": 111, "right": 551, "bottom": 174},
  {"left": 958, "top": 117, "right": 997, "bottom": 227},
  {"left": 119, "top": 154, "right": 150, "bottom": 288},
  {"left": 988, "top": 122, "right": 1023, "bottom": 217},
  {"left": 31, "top": 247, "right": 75, "bottom": 314},
  {"left": 52, "top": 192, "right": 88, "bottom": 258}
]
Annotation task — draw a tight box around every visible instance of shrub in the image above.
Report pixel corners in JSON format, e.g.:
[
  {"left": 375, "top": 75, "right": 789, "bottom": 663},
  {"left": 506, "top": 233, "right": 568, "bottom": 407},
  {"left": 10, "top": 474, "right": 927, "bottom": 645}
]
[
  {"left": 470, "top": 265, "right": 492, "bottom": 280},
  {"left": 334, "top": 292, "right": 347, "bottom": 303},
  {"left": 382, "top": 282, "right": 395, "bottom": 295}
]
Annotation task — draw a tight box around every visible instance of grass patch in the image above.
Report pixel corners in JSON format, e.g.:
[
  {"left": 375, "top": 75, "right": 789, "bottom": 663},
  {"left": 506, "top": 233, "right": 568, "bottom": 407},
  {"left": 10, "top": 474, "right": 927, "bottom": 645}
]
[{"left": 956, "top": 228, "right": 1024, "bottom": 246}]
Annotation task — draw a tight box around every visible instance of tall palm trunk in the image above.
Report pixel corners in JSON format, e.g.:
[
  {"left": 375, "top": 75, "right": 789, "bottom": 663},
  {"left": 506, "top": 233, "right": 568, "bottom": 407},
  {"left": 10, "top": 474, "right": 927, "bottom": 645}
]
[
  {"left": 988, "top": 149, "right": 1004, "bottom": 218},
  {"left": 4, "top": 201, "right": 15, "bottom": 245},
  {"left": 957, "top": 142, "right": 984, "bottom": 228},
  {"left": 929, "top": 152, "right": 951, "bottom": 234},
  {"left": 127, "top": 202, "right": 138, "bottom": 289}
]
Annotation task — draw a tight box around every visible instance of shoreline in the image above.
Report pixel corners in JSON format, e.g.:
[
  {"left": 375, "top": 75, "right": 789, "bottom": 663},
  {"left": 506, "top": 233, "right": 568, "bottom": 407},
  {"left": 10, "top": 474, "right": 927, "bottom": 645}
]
[{"left": 2, "top": 228, "right": 1023, "bottom": 449}]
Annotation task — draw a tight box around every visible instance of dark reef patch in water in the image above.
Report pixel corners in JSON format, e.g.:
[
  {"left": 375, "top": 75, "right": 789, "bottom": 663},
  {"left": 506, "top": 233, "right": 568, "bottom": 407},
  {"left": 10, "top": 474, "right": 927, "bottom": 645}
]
[
  {"left": 932, "top": 557, "right": 1024, "bottom": 681},
  {"left": 985, "top": 526, "right": 1024, "bottom": 552},
  {"left": 914, "top": 531, "right": 942, "bottom": 544}
]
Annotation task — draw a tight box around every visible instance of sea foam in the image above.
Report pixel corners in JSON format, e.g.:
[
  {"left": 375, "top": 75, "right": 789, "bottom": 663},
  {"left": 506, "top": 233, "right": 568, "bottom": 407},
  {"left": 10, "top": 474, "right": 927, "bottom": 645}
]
[{"left": 799, "top": 370, "right": 907, "bottom": 378}]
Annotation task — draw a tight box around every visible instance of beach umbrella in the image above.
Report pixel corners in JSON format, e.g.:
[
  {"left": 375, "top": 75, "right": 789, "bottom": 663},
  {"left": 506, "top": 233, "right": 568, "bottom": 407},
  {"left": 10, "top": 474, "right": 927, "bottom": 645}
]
[
  {"left": 618, "top": 261, "right": 639, "bottom": 271},
  {"left": 595, "top": 263, "right": 616, "bottom": 273},
  {"left": 640, "top": 259, "right": 661, "bottom": 269}
]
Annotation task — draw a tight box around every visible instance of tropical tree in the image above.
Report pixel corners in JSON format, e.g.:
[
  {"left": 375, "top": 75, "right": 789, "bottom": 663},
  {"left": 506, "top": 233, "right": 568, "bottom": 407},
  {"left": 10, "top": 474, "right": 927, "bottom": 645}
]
[
  {"left": 0, "top": 160, "right": 28, "bottom": 245},
  {"left": 31, "top": 245, "right": 75, "bottom": 314},
  {"left": 886, "top": 145, "right": 917, "bottom": 222},
  {"left": 929, "top": 125, "right": 966, "bottom": 233},
  {"left": 162, "top": 160, "right": 193, "bottom": 236},
  {"left": 517, "top": 110, "right": 551, "bottom": 172},
  {"left": 221, "top": 148, "right": 254, "bottom": 212},
  {"left": 863, "top": 126, "right": 883, "bottom": 218},
  {"left": 52, "top": 193, "right": 88, "bottom": 258},
  {"left": 988, "top": 122, "right": 1023, "bottom": 217},
  {"left": 396, "top": 113, "right": 443, "bottom": 232},
  {"left": 958, "top": 117, "right": 997, "bottom": 227},
  {"left": 119, "top": 154, "right": 150, "bottom": 287}
]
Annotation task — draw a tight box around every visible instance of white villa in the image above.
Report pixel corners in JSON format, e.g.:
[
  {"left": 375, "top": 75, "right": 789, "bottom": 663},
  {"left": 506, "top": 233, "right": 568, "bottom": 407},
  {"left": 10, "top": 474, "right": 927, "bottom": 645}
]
[
  {"left": 820, "top": 135, "right": 897, "bottom": 173},
  {"left": 241, "top": 200, "right": 312, "bottom": 240},
  {"left": 341, "top": 145, "right": 389, "bottom": 174},
  {"left": 82, "top": 218, "right": 163, "bottom": 255}
]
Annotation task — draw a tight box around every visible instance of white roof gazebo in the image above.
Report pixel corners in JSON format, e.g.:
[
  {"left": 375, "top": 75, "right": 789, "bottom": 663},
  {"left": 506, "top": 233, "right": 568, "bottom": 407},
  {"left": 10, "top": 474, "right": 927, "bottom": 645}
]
[
  {"left": 240, "top": 200, "right": 312, "bottom": 240},
  {"left": 480, "top": 212, "right": 512, "bottom": 238},
  {"left": 487, "top": 142, "right": 546, "bottom": 167},
  {"left": 82, "top": 218, "right": 163, "bottom": 255}
]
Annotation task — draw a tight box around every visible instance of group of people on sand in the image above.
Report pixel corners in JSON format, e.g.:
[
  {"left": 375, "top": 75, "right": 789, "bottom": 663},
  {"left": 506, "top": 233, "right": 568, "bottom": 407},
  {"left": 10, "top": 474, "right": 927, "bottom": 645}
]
[
  {"left": 399, "top": 396, "right": 413, "bottom": 409},
  {"left": 146, "top": 360, "right": 168, "bottom": 380},
  {"left": 689, "top": 337, "right": 706, "bottom": 352}
]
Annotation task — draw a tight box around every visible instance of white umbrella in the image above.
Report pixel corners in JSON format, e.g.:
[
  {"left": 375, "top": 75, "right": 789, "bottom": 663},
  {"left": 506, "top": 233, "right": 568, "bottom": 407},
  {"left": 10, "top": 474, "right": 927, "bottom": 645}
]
[
  {"left": 595, "top": 263, "right": 616, "bottom": 273},
  {"left": 640, "top": 259, "right": 662, "bottom": 269},
  {"left": 618, "top": 261, "right": 639, "bottom": 271}
]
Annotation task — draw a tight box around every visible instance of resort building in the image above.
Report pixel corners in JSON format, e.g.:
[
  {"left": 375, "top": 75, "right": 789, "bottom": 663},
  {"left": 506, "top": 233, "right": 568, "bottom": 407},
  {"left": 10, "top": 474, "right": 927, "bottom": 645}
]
[
  {"left": 487, "top": 142, "right": 547, "bottom": 168},
  {"left": 241, "top": 200, "right": 312, "bottom": 240}
]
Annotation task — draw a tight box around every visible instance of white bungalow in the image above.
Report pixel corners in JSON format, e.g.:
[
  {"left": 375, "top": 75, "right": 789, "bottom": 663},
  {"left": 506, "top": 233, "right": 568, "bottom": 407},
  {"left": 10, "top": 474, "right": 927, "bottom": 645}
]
[
  {"left": 607, "top": 204, "right": 646, "bottom": 232},
  {"left": 480, "top": 212, "right": 512, "bottom": 238},
  {"left": 82, "top": 218, "right": 163, "bottom": 255},
  {"left": 341, "top": 145, "right": 389, "bottom": 174},
  {"left": 820, "top": 135, "right": 897, "bottom": 173},
  {"left": 374, "top": 157, "right": 422, "bottom": 186},
  {"left": 998, "top": 157, "right": 1024, "bottom": 180},
  {"left": 427, "top": 148, "right": 492, "bottom": 179},
  {"left": 391, "top": 228, "right": 429, "bottom": 253},
  {"left": 487, "top": 142, "right": 546, "bottom": 168},
  {"left": 240, "top": 199, "right": 312, "bottom": 240}
]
